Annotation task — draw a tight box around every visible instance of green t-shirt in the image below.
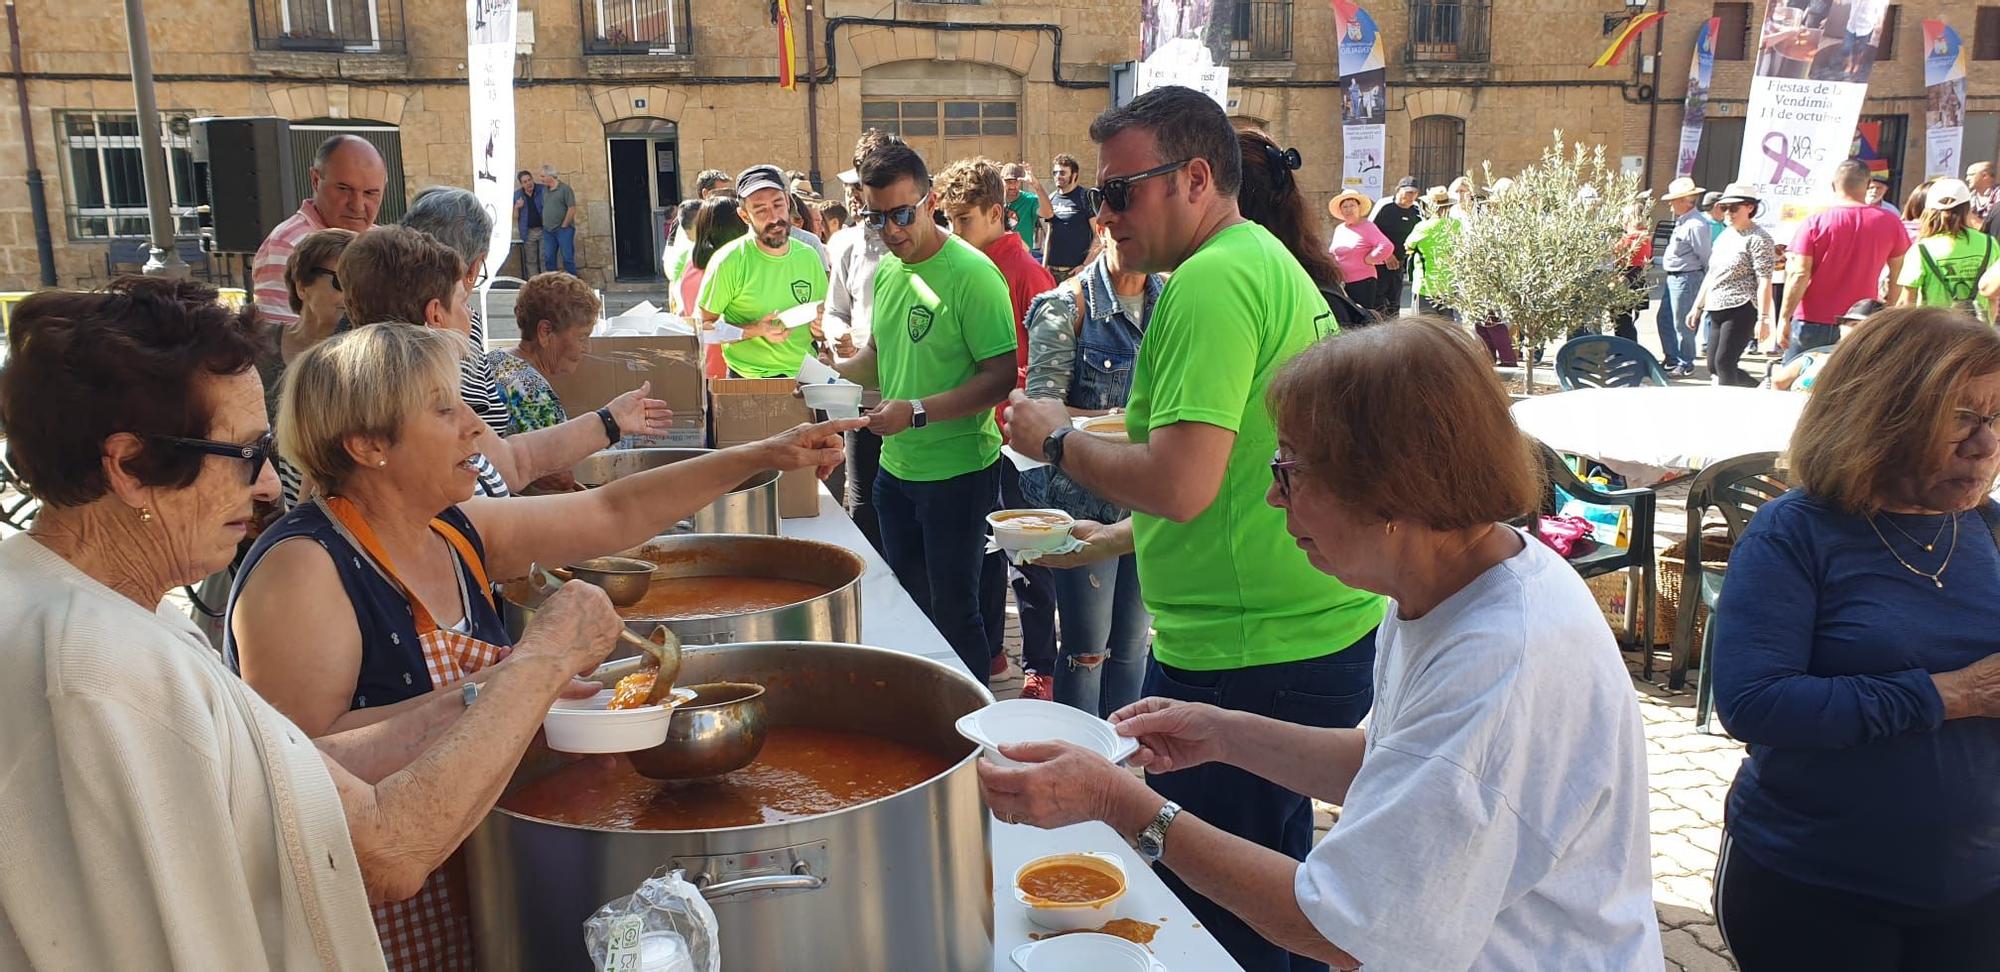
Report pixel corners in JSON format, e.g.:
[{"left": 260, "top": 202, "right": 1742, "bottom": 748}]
[
  {"left": 697, "top": 235, "right": 828, "bottom": 377},
  {"left": 872, "top": 235, "right": 1018, "bottom": 482},
  {"left": 1405, "top": 214, "right": 1460, "bottom": 299},
  {"left": 1123, "top": 221, "right": 1386, "bottom": 670},
  {"left": 1897, "top": 231, "right": 1998, "bottom": 322},
  {"left": 1008, "top": 191, "right": 1041, "bottom": 250}
]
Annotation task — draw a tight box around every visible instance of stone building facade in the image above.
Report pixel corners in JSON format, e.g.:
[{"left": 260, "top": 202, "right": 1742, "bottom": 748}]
[{"left": 0, "top": 0, "right": 1990, "bottom": 291}]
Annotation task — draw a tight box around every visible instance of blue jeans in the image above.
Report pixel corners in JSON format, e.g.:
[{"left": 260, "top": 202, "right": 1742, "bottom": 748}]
[
  {"left": 1656, "top": 270, "right": 1702, "bottom": 368},
  {"left": 1051, "top": 553, "right": 1150, "bottom": 717},
  {"left": 1782, "top": 319, "right": 1841, "bottom": 364},
  {"left": 873, "top": 461, "right": 1002, "bottom": 678},
  {"left": 542, "top": 225, "right": 577, "bottom": 275},
  {"left": 1143, "top": 631, "right": 1378, "bottom": 972}
]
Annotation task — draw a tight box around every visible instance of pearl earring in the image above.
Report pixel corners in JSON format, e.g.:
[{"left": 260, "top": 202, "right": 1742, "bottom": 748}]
[
  {"left": 377, "top": 459, "right": 387, "bottom": 467},
  {"left": 139, "top": 507, "right": 154, "bottom": 523}
]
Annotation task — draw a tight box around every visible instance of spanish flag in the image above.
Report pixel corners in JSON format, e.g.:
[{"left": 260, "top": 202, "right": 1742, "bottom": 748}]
[
  {"left": 1593, "top": 11, "right": 1665, "bottom": 68},
  {"left": 776, "top": 0, "right": 798, "bottom": 90}
]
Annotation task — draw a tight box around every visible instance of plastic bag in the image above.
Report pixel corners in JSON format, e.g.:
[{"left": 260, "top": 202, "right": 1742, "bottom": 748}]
[
  {"left": 1533, "top": 515, "right": 1597, "bottom": 558},
  {"left": 583, "top": 868, "right": 721, "bottom": 972}
]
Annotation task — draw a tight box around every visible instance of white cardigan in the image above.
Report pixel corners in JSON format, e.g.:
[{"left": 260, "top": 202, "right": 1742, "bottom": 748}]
[{"left": 0, "top": 534, "right": 385, "bottom": 970}]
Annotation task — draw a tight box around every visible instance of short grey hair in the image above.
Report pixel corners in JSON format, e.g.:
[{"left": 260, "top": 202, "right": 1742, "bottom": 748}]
[
  {"left": 540, "top": 164, "right": 558, "bottom": 178},
  {"left": 401, "top": 186, "right": 492, "bottom": 265},
  {"left": 311, "top": 134, "right": 379, "bottom": 174}
]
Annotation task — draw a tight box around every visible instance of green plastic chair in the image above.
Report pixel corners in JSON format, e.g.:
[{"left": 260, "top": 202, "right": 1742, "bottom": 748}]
[
  {"left": 1673, "top": 451, "right": 1792, "bottom": 733},
  {"left": 1529, "top": 441, "right": 1658, "bottom": 653}
]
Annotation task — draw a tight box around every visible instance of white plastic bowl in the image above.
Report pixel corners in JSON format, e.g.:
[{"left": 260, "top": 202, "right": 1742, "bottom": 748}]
[
  {"left": 956, "top": 698, "right": 1140, "bottom": 767},
  {"left": 1009, "top": 933, "right": 1161, "bottom": 972},
  {"left": 1074, "top": 413, "right": 1129, "bottom": 441},
  {"left": 800, "top": 380, "right": 865, "bottom": 419},
  {"left": 987, "top": 509, "right": 1076, "bottom": 553},
  {"left": 543, "top": 687, "right": 686, "bottom": 754},
  {"left": 777, "top": 301, "right": 822, "bottom": 329},
  {"left": 1013, "top": 852, "right": 1128, "bottom": 931}
]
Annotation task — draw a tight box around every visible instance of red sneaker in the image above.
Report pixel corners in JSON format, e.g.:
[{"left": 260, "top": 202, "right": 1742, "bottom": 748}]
[
  {"left": 1021, "top": 671, "right": 1054, "bottom": 701},
  {"left": 989, "top": 653, "right": 1010, "bottom": 679}
]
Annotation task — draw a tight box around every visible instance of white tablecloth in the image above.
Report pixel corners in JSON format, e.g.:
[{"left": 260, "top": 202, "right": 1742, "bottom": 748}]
[
  {"left": 1510, "top": 386, "right": 1808, "bottom": 485},
  {"left": 781, "top": 487, "right": 1242, "bottom": 972}
]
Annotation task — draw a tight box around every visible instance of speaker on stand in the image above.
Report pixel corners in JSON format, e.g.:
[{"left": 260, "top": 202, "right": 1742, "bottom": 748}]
[{"left": 190, "top": 116, "right": 295, "bottom": 258}]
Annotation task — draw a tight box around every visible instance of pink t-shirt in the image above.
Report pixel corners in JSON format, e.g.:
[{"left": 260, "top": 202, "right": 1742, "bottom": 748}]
[
  {"left": 1789, "top": 203, "right": 1911, "bottom": 324},
  {"left": 1329, "top": 220, "right": 1395, "bottom": 284}
]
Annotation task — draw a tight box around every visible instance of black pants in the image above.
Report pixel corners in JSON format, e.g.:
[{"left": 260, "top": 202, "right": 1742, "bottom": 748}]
[
  {"left": 1706, "top": 303, "right": 1759, "bottom": 387},
  {"left": 1343, "top": 275, "right": 1379, "bottom": 315},
  {"left": 1715, "top": 832, "right": 2000, "bottom": 971},
  {"left": 983, "top": 461, "right": 1058, "bottom": 675},
  {"left": 843, "top": 427, "right": 884, "bottom": 555},
  {"left": 1375, "top": 264, "right": 1405, "bottom": 315},
  {"left": 1415, "top": 295, "right": 1457, "bottom": 322},
  {"left": 873, "top": 461, "right": 1000, "bottom": 678}
]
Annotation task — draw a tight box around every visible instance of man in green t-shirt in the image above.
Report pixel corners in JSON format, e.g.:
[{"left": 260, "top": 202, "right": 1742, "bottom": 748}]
[
  {"left": 1405, "top": 187, "right": 1461, "bottom": 320},
  {"left": 696, "top": 165, "right": 828, "bottom": 378},
  {"left": 1001, "top": 162, "right": 1042, "bottom": 256},
  {"left": 1004, "top": 84, "right": 1387, "bottom": 972},
  {"left": 834, "top": 139, "right": 1019, "bottom": 679}
]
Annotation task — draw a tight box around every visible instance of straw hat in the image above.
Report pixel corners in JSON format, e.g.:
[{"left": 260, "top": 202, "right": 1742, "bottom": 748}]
[
  {"left": 1424, "top": 186, "right": 1453, "bottom": 208},
  {"left": 1715, "top": 181, "right": 1762, "bottom": 207},
  {"left": 1328, "top": 189, "right": 1373, "bottom": 217},
  {"left": 1660, "top": 177, "right": 1705, "bottom": 202}
]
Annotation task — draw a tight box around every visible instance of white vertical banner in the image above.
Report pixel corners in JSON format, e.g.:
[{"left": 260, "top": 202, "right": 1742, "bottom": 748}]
[
  {"left": 1135, "top": 40, "right": 1230, "bottom": 108},
  {"left": 468, "top": 0, "right": 517, "bottom": 280},
  {"left": 1924, "top": 20, "right": 1968, "bottom": 179},
  {"left": 1734, "top": 0, "right": 1887, "bottom": 235},
  {"left": 1331, "top": 0, "right": 1385, "bottom": 197},
  {"left": 1341, "top": 125, "right": 1385, "bottom": 197}
]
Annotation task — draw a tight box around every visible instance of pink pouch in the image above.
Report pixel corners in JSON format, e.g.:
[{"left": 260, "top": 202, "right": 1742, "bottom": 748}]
[{"left": 1534, "top": 515, "right": 1597, "bottom": 558}]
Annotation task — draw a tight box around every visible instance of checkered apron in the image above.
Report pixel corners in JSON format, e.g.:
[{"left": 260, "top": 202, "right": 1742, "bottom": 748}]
[{"left": 323, "top": 496, "right": 505, "bottom": 971}]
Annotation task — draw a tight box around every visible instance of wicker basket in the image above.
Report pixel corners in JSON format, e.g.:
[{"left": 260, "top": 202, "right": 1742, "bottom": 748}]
[
  {"left": 1656, "top": 533, "right": 1735, "bottom": 663},
  {"left": 1585, "top": 570, "right": 1661, "bottom": 645}
]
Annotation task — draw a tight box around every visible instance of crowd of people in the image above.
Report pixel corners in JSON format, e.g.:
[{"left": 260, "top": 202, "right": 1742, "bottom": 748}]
[{"left": 7, "top": 80, "right": 2000, "bottom": 972}]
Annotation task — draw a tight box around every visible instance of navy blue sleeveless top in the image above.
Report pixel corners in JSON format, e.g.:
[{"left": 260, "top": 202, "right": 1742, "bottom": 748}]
[{"left": 223, "top": 500, "right": 512, "bottom": 711}]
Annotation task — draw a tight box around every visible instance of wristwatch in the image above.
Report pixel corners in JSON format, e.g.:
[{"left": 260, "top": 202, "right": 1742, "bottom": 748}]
[
  {"left": 1044, "top": 426, "right": 1074, "bottom": 470},
  {"left": 595, "top": 406, "right": 620, "bottom": 446},
  {"left": 909, "top": 399, "right": 928, "bottom": 429},
  {"left": 461, "top": 681, "right": 481, "bottom": 708},
  {"left": 1135, "top": 800, "right": 1182, "bottom": 864}
]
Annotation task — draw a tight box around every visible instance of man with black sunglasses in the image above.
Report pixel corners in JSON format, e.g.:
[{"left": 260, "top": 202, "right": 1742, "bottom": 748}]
[
  {"left": 833, "top": 140, "right": 1019, "bottom": 681},
  {"left": 1002, "top": 85, "right": 1386, "bottom": 972}
]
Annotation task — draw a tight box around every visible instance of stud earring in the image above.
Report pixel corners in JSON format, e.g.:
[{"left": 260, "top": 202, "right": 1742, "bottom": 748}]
[
  {"left": 377, "top": 459, "right": 387, "bottom": 467},
  {"left": 139, "top": 507, "right": 154, "bottom": 523}
]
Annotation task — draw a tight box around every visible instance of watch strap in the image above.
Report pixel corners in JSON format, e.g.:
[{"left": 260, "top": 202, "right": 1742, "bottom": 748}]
[
  {"left": 1136, "top": 799, "right": 1181, "bottom": 863},
  {"left": 1045, "top": 426, "right": 1073, "bottom": 470},
  {"left": 596, "top": 407, "right": 620, "bottom": 446},
  {"left": 909, "top": 399, "right": 928, "bottom": 429}
]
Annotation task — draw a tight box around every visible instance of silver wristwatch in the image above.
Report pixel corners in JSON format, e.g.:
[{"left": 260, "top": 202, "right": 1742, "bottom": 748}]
[
  {"left": 461, "top": 681, "right": 481, "bottom": 708},
  {"left": 1135, "top": 800, "right": 1181, "bottom": 863},
  {"left": 909, "top": 399, "right": 928, "bottom": 429}
]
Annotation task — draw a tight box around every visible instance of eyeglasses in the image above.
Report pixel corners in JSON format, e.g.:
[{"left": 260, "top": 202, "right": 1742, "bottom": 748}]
[
  {"left": 305, "top": 267, "right": 341, "bottom": 292},
  {"left": 1097, "top": 160, "right": 1192, "bottom": 213},
  {"left": 1270, "top": 450, "right": 1306, "bottom": 499},
  {"left": 857, "top": 203, "right": 924, "bottom": 230},
  {"left": 1952, "top": 407, "right": 2000, "bottom": 443},
  {"left": 149, "top": 432, "right": 274, "bottom": 485},
  {"left": 475, "top": 265, "right": 490, "bottom": 287}
]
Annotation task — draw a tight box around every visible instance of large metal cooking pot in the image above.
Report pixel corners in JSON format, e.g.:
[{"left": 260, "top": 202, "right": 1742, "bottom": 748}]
[
  {"left": 502, "top": 534, "right": 863, "bottom": 651},
  {"left": 467, "top": 642, "right": 995, "bottom": 972},
  {"left": 573, "top": 448, "right": 780, "bottom": 536}
]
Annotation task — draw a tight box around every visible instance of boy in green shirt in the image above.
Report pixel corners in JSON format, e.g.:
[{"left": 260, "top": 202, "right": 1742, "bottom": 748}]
[
  {"left": 835, "top": 140, "right": 1019, "bottom": 679},
  {"left": 1002, "top": 162, "right": 1042, "bottom": 256},
  {"left": 1405, "top": 188, "right": 1461, "bottom": 320},
  {"left": 695, "top": 165, "right": 828, "bottom": 378},
  {"left": 1004, "top": 85, "right": 1386, "bottom": 972}
]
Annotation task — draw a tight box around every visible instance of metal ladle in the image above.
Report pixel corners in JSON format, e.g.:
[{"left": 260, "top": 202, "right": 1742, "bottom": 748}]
[{"left": 525, "top": 564, "right": 683, "bottom": 702}]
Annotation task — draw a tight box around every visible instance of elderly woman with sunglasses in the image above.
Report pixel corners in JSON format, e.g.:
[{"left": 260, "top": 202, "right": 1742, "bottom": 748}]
[
  {"left": 983, "top": 319, "right": 1663, "bottom": 971},
  {"left": 0, "top": 278, "right": 629, "bottom": 968},
  {"left": 1709, "top": 308, "right": 2000, "bottom": 970}
]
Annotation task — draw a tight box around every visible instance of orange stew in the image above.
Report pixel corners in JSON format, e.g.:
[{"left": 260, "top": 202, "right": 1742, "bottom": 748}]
[
  {"left": 1019, "top": 863, "right": 1123, "bottom": 903},
  {"left": 619, "top": 576, "right": 833, "bottom": 621},
  {"left": 606, "top": 671, "right": 657, "bottom": 710}
]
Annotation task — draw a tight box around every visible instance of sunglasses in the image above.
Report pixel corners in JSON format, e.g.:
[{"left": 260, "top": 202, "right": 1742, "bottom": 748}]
[
  {"left": 1098, "top": 159, "right": 1191, "bottom": 213},
  {"left": 149, "top": 432, "right": 274, "bottom": 486},
  {"left": 857, "top": 203, "right": 925, "bottom": 230},
  {"left": 1270, "top": 450, "right": 1306, "bottom": 499}
]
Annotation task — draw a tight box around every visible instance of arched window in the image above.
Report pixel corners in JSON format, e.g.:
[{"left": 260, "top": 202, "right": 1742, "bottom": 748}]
[{"left": 1409, "top": 114, "right": 1466, "bottom": 192}]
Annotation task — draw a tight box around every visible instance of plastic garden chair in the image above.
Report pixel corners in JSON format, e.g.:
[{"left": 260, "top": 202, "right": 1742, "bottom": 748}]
[
  {"left": 1554, "top": 334, "right": 1670, "bottom": 390},
  {"left": 1529, "top": 440, "right": 1658, "bottom": 653},
  {"left": 1674, "top": 451, "right": 1791, "bottom": 733}
]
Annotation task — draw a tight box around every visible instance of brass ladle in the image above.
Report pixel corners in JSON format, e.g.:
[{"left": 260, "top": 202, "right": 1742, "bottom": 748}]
[{"left": 526, "top": 564, "right": 683, "bottom": 703}]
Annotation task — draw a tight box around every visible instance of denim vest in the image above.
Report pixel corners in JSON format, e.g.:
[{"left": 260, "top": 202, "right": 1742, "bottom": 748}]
[{"left": 1021, "top": 259, "right": 1161, "bottom": 524}]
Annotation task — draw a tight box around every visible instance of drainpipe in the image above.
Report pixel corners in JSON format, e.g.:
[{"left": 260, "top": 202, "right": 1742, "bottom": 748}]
[
  {"left": 7, "top": 1, "right": 54, "bottom": 285},
  {"left": 1642, "top": 0, "right": 1666, "bottom": 190},
  {"left": 803, "top": 0, "right": 822, "bottom": 192},
  {"left": 120, "top": 0, "right": 185, "bottom": 277}
]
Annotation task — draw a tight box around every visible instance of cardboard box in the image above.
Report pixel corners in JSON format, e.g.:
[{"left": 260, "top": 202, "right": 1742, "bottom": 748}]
[
  {"left": 543, "top": 334, "right": 708, "bottom": 448},
  {"left": 711, "top": 377, "right": 820, "bottom": 518}
]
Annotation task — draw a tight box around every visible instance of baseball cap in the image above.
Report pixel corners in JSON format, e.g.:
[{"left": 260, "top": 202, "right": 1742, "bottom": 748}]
[
  {"left": 736, "top": 164, "right": 787, "bottom": 198},
  {"left": 1397, "top": 176, "right": 1420, "bottom": 190},
  {"left": 1928, "top": 178, "right": 1972, "bottom": 210},
  {"left": 836, "top": 168, "right": 860, "bottom": 186},
  {"left": 1001, "top": 163, "right": 1026, "bottom": 180}
]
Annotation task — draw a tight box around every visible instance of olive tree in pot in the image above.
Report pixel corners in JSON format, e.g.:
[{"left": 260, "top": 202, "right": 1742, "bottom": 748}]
[{"left": 1443, "top": 134, "right": 1653, "bottom": 393}]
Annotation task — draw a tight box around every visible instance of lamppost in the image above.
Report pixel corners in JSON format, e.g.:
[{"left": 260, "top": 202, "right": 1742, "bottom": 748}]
[
  {"left": 1631, "top": 0, "right": 1666, "bottom": 194},
  {"left": 121, "top": 0, "right": 187, "bottom": 277}
]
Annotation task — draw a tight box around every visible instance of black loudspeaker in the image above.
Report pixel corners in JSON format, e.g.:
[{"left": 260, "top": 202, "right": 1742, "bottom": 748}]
[{"left": 191, "top": 116, "right": 295, "bottom": 253}]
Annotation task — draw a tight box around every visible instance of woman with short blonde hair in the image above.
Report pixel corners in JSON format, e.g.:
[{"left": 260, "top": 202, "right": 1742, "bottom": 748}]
[
  {"left": 1711, "top": 306, "right": 2000, "bottom": 968},
  {"left": 981, "top": 318, "right": 1663, "bottom": 969}
]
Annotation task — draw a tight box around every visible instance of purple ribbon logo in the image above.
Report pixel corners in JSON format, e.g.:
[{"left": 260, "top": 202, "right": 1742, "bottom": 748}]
[{"left": 1763, "top": 132, "right": 1812, "bottom": 183}]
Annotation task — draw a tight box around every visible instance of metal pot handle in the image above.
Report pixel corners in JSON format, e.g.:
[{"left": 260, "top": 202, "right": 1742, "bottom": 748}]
[
  {"left": 694, "top": 864, "right": 824, "bottom": 899},
  {"left": 672, "top": 518, "right": 696, "bottom": 533}
]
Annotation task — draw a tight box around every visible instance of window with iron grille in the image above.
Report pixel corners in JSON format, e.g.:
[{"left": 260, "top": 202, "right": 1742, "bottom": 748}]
[
  {"left": 250, "top": 0, "right": 405, "bottom": 54},
  {"left": 1714, "top": 3, "right": 1750, "bottom": 60},
  {"left": 1230, "top": 0, "right": 1293, "bottom": 61},
  {"left": 1978, "top": 7, "right": 2000, "bottom": 61},
  {"left": 861, "top": 100, "right": 1017, "bottom": 138},
  {"left": 287, "top": 121, "right": 409, "bottom": 224},
  {"left": 1407, "top": 0, "right": 1490, "bottom": 62},
  {"left": 581, "top": 0, "right": 694, "bottom": 54},
  {"left": 1409, "top": 115, "right": 1466, "bottom": 193},
  {"left": 58, "top": 111, "right": 201, "bottom": 240}
]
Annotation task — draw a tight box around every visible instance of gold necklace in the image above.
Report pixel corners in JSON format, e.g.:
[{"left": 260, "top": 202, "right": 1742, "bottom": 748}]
[
  {"left": 1868, "top": 512, "right": 1960, "bottom": 589},
  {"left": 1880, "top": 511, "right": 1951, "bottom": 552}
]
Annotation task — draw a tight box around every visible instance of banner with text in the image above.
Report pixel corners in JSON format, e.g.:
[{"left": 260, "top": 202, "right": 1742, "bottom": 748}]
[
  {"left": 1735, "top": 0, "right": 1888, "bottom": 234},
  {"left": 1138, "top": 0, "right": 1228, "bottom": 107},
  {"left": 1332, "top": 0, "right": 1386, "bottom": 198},
  {"left": 1676, "top": 17, "right": 1720, "bottom": 178},
  {"left": 468, "top": 0, "right": 517, "bottom": 280},
  {"left": 1924, "top": 19, "right": 1967, "bottom": 180}
]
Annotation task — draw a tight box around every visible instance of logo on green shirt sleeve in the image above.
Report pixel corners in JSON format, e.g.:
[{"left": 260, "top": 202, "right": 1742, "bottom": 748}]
[
  {"left": 792, "top": 279, "right": 813, "bottom": 303},
  {"left": 908, "top": 305, "right": 935, "bottom": 344}
]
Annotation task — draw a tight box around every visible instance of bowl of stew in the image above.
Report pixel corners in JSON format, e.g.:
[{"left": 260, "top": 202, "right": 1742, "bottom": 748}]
[
  {"left": 987, "top": 509, "right": 1076, "bottom": 553},
  {"left": 1013, "top": 852, "right": 1128, "bottom": 931}
]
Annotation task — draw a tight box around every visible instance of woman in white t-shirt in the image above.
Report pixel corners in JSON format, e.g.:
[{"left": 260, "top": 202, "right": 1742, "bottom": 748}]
[{"left": 979, "top": 318, "right": 1662, "bottom": 971}]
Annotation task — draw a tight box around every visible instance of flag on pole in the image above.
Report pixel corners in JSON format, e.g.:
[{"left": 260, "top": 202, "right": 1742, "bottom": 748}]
[
  {"left": 1593, "top": 11, "right": 1665, "bottom": 68},
  {"left": 776, "top": 0, "right": 798, "bottom": 90}
]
